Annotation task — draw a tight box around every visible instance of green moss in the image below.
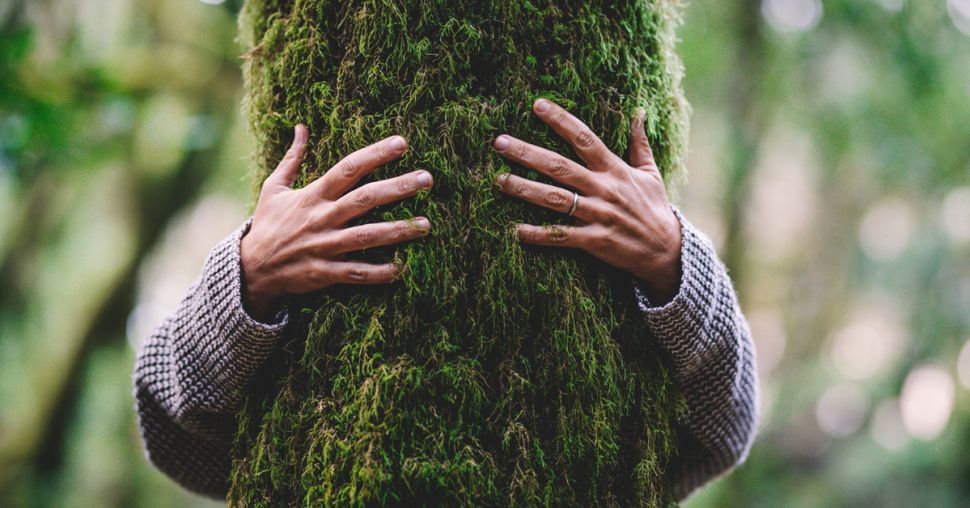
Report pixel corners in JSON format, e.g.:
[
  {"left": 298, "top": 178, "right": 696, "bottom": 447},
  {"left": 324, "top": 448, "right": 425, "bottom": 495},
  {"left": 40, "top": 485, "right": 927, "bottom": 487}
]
[{"left": 231, "top": 1, "right": 689, "bottom": 506}]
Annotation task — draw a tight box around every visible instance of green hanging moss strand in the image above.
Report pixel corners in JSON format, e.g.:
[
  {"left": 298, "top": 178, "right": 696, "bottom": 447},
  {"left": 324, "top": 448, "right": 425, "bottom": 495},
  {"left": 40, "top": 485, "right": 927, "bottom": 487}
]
[{"left": 231, "top": 1, "right": 690, "bottom": 506}]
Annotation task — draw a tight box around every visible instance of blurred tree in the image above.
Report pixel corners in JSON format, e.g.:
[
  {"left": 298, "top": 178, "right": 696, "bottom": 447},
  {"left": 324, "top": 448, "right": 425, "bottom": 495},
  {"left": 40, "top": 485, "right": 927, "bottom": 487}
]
[
  {"left": 229, "top": 1, "right": 690, "bottom": 505},
  {"left": 0, "top": 1, "right": 243, "bottom": 506},
  {"left": 720, "top": 0, "right": 768, "bottom": 287}
]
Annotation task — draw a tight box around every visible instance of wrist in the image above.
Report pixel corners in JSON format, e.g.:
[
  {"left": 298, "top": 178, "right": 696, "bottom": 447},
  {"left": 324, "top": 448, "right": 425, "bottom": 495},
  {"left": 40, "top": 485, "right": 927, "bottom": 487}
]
[
  {"left": 631, "top": 238, "right": 683, "bottom": 306},
  {"left": 633, "top": 259, "right": 681, "bottom": 306},
  {"left": 240, "top": 235, "right": 278, "bottom": 322},
  {"left": 243, "top": 284, "right": 275, "bottom": 323}
]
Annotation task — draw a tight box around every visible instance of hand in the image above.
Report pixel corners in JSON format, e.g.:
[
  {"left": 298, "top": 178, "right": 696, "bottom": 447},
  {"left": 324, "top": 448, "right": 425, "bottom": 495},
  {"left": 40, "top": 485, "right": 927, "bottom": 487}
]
[
  {"left": 492, "top": 99, "right": 682, "bottom": 304},
  {"left": 240, "top": 125, "right": 434, "bottom": 321}
]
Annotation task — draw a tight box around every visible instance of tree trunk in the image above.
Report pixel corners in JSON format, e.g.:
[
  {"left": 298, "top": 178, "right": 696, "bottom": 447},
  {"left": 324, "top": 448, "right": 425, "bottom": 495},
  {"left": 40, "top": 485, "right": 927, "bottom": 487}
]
[{"left": 230, "top": 1, "right": 689, "bottom": 505}]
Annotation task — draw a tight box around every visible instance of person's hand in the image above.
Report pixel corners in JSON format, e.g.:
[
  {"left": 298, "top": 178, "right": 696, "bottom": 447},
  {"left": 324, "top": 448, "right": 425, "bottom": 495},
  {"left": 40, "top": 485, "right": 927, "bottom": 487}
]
[
  {"left": 492, "top": 99, "right": 682, "bottom": 305},
  {"left": 240, "top": 125, "right": 433, "bottom": 321}
]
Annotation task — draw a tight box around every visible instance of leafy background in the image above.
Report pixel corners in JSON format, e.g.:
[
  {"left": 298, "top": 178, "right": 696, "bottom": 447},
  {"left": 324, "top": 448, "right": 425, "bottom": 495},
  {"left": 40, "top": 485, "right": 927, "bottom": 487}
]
[{"left": 0, "top": 0, "right": 968, "bottom": 506}]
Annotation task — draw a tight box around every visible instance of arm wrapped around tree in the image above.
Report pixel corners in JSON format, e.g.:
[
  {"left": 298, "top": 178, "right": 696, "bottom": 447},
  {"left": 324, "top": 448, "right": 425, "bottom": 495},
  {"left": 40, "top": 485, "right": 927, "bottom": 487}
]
[
  {"left": 133, "top": 210, "right": 758, "bottom": 502},
  {"left": 132, "top": 219, "right": 288, "bottom": 498},
  {"left": 634, "top": 208, "right": 759, "bottom": 500}
]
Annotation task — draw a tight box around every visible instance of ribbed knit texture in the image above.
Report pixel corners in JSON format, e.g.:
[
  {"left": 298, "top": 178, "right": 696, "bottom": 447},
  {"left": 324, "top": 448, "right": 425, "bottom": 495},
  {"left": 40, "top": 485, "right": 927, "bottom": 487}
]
[
  {"left": 133, "top": 209, "right": 758, "bottom": 502},
  {"left": 632, "top": 208, "right": 759, "bottom": 500}
]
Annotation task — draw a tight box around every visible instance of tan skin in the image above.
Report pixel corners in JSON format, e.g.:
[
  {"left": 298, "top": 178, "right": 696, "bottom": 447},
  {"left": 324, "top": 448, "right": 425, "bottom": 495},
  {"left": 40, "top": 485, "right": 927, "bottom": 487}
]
[{"left": 241, "top": 99, "right": 681, "bottom": 321}]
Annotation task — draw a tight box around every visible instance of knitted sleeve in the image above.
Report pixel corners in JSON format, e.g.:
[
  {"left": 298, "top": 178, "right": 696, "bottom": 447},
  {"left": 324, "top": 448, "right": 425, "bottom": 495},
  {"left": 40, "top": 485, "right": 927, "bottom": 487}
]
[
  {"left": 132, "top": 218, "right": 288, "bottom": 499},
  {"left": 633, "top": 208, "right": 759, "bottom": 501},
  {"left": 134, "top": 211, "right": 756, "bottom": 501}
]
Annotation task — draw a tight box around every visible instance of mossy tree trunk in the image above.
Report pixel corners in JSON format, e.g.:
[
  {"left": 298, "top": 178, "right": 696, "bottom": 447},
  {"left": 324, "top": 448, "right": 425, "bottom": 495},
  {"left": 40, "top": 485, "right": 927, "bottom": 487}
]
[{"left": 231, "top": 1, "right": 690, "bottom": 506}]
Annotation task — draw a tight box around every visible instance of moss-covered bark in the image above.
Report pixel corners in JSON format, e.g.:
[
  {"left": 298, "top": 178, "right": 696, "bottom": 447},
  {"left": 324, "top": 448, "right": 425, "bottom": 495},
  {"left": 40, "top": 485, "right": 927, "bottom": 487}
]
[{"left": 230, "top": 1, "right": 689, "bottom": 506}]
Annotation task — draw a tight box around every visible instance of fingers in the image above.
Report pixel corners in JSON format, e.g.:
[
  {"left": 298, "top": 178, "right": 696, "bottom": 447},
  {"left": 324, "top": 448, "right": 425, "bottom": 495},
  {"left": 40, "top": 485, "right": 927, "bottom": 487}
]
[
  {"left": 307, "top": 135, "right": 408, "bottom": 200},
  {"left": 496, "top": 173, "right": 607, "bottom": 223},
  {"left": 322, "top": 261, "right": 404, "bottom": 285},
  {"left": 492, "top": 134, "right": 601, "bottom": 194},
  {"left": 531, "top": 99, "right": 624, "bottom": 171},
  {"left": 328, "top": 170, "right": 433, "bottom": 225},
  {"left": 515, "top": 223, "right": 595, "bottom": 249},
  {"left": 628, "top": 110, "right": 658, "bottom": 171},
  {"left": 264, "top": 124, "right": 309, "bottom": 191},
  {"left": 327, "top": 217, "right": 431, "bottom": 254}
]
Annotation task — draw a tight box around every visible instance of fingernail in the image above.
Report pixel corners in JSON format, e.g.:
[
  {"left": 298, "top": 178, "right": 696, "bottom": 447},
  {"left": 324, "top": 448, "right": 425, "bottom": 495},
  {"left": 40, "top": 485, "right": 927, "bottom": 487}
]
[
  {"left": 295, "top": 124, "right": 308, "bottom": 144},
  {"left": 416, "top": 171, "right": 433, "bottom": 187},
  {"left": 534, "top": 98, "right": 550, "bottom": 113},
  {"left": 497, "top": 173, "right": 510, "bottom": 185},
  {"left": 415, "top": 217, "right": 431, "bottom": 230},
  {"left": 390, "top": 136, "right": 407, "bottom": 152},
  {"left": 494, "top": 135, "right": 510, "bottom": 151}
]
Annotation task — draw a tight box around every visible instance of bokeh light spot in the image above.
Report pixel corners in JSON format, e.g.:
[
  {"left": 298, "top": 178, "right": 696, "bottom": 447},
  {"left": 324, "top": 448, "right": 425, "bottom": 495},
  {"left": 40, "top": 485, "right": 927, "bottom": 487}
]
[
  {"left": 858, "top": 197, "right": 915, "bottom": 261},
  {"left": 950, "top": 0, "right": 970, "bottom": 36},
  {"left": 816, "top": 383, "right": 869, "bottom": 438},
  {"left": 762, "top": 0, "right": 823, "bottom": 33},
  {"left": 900, "top": 364, "right": 954, "bottom": 441},
  {"left": 827, "top": 301, "right": 907, "bottom": 380}
]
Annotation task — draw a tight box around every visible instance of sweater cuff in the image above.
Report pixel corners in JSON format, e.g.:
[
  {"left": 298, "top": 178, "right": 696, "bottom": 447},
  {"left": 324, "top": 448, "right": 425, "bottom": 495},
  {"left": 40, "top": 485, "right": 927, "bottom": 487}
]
[
  {"left": 633, "top": 207, "right": 726, "bottom": 376},
  {"left": 191, "top": 218, "right": 289, "bottom": 399},
  {"left": 207, "top": 217, "right": 288, "bottom": 336}
]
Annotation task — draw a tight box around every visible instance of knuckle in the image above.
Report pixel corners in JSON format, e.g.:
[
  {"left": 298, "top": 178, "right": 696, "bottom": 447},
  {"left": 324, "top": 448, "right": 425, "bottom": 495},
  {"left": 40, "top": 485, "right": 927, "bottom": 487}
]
[
  {"left": 353, "top": 227, "right": 376, "bottom": 248},
  {"left": 396, "top": 176, "right": 414, "bottom": 194},
  {"left": 600, "top": 206, "right": 621, "bottom": 226},
  {"left": 347, "top": 267, "right": 369, "bottom": 282},
  {"left": 605, "top": 183, "right": 625, "bottom": 203},
  {"left": 355, "top": 190, "right": 377, "bottom": 209},
  {"left": 311, "top": 263, "right": 330, "bottom": 282},
  {"left": 610, "top": 159, "right": 631, "bottom": 173},
  {"left": 339, "top": 158, "right": 359, "bottom": 177},
  {"left": 545, "top": 189, "right": 568, "bottom": 208},
  {"left": 550, "top": 157, "right": 570, "bottom": 177},
  {"left": 512, "top": 179, "right": 529, "bottom": 197},
  {"left": 576, "top": 129, "right": 595, "bottom": 148},
  {"left": 313, "top": 204, "right": 337, "bottom": 228},
  {"left": 298, "top": 211, "right": 318, "bottom": 236},
  {"left": 548, "top": 226, "right": 571, "bottom": 243}
]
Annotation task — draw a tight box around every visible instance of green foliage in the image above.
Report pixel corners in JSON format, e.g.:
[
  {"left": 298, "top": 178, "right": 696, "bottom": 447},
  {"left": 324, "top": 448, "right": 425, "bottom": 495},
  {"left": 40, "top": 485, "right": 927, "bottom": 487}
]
[{"left": 229, "top": 1, "right": 690, "bottom": 506}]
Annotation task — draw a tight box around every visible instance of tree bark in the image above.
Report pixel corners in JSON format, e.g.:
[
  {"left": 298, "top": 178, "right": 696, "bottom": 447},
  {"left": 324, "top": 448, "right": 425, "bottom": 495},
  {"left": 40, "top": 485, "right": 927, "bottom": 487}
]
[{"left": 231, "top": 1, "right": 690, "bottom": 505}]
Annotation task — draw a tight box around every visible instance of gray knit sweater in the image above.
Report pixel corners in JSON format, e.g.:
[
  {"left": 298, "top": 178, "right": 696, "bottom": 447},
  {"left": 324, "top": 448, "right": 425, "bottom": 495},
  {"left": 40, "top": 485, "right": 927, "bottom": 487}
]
[{"left": 133, "top": 209, "right": 758, "bottom": 502}]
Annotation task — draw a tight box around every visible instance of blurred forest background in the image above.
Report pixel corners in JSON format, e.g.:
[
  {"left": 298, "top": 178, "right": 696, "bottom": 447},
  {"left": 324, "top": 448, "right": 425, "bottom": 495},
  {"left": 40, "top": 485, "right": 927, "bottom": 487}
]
[{"left": 1, "top": 0, "right": 969, "bottom": 506}]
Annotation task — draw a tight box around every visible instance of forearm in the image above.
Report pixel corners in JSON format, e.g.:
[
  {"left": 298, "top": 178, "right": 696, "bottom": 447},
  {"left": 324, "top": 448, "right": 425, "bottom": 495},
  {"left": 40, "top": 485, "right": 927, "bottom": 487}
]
[
  {"left": 634, "top": 208, "right": 759, "bottom": 500},
  {"left": 132, "top": 218, "right": 288, "bottom": 497}
]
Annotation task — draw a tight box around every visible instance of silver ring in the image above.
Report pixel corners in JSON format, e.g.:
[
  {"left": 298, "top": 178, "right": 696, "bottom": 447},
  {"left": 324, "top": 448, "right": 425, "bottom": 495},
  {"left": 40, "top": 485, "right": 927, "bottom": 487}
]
[{"left": 567, "top": 192, "right": 580, "bottom": 217}]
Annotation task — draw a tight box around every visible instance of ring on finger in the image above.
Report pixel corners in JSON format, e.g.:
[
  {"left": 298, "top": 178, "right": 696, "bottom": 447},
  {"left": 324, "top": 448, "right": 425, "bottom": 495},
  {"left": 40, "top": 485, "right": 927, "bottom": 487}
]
[{"left": 567, "top": 191, "right": 580, "bottom": 217}]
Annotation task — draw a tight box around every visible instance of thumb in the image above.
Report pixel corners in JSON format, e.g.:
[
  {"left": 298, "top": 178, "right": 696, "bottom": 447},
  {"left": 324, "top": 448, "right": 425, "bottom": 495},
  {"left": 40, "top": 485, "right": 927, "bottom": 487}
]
[
  {"left": 628, "top": 110, "right": 656, "bottom": 171},
  {"left": 265, "top": 124, "right": 309, "bottom": 191}
]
